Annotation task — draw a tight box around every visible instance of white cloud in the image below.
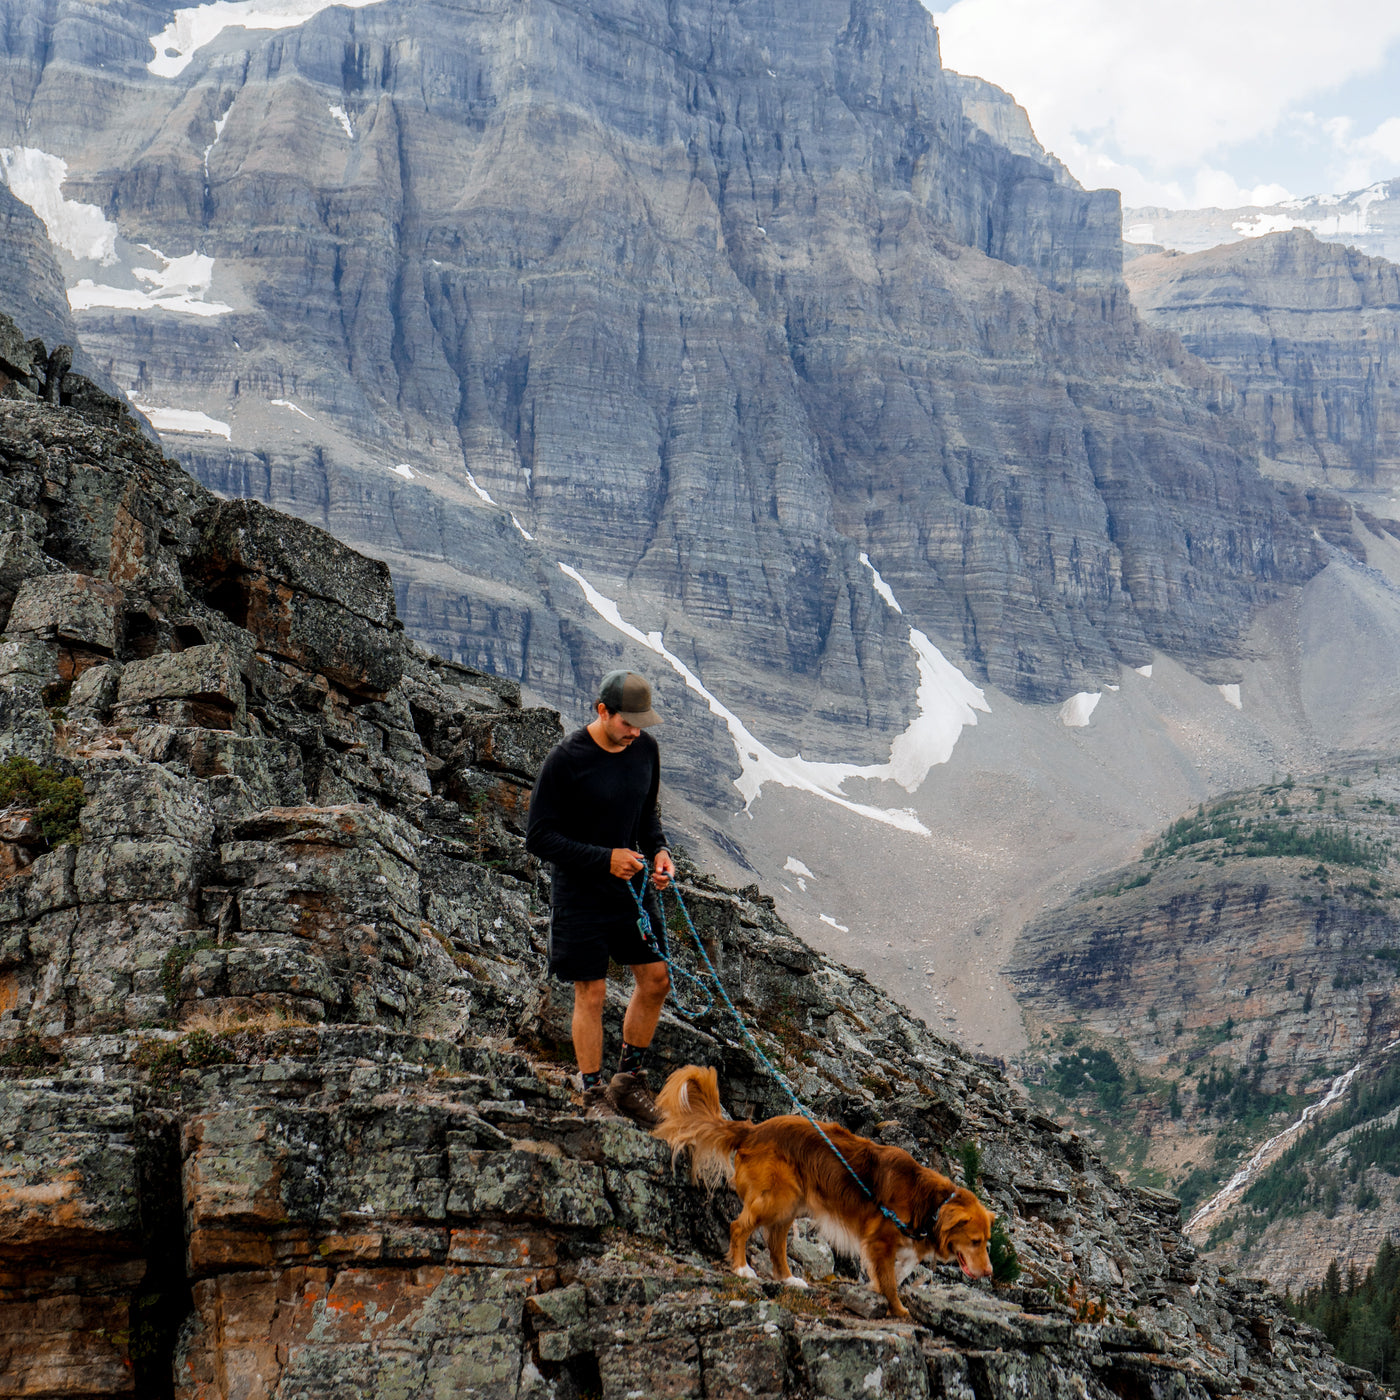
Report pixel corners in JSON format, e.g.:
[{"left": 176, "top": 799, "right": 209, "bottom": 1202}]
[
  {"left": 931, "top": 0, "right": 1400, "bottom": 208},
  {"left": 1331, "top": 116, "right": 1400, "bottom": 190}
]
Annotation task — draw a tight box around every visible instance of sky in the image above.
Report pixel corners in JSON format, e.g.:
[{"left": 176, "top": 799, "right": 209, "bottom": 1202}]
[{"left": 927, "top": 0, "right": 1400, "bottom": 210}]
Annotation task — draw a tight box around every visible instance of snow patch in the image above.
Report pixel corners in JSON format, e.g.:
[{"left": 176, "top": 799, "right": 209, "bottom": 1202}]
[
  {"left": 558, "top": 561, "right": 989, "bottom": 830},
  {"left": 1134, "top": 664, "right": 1153, "bottom": 678},
  {"left": 1059, "top": 692, "right": 1101, "bottom": 727},
  {"left": 820, "top": 915, "right": 850, "bottom": 933},
  {"left": 859, "top": 552, "right": 903, "bottom": 614},
  {"left": 69, "top": 249, "right": 233, "bottom": 317},
  {"left": 784, "top": 857, "right": 814, "bottom": 879},
  {"left": 271, "top": 398, "right": 313, "bottom": 420},
  {"left": 1232, "top": 182, "right": 1390, "bottom": 243},
  {"left": 511, "top": 514, "right": 534, "bottom": 541},
  {"left": 203, "top": 111, "right": 231, "bottom": 177},
  {"left": 1218, "top": 683, "right": 1242, "bottom": 710},
  {"left": 1123, "top": 221, "right": 1155, "bottom": 244},
  {"left": 147, "top": 0, "right": 383, "bottom": 78},
  {"left": 0, "top": 147, "right": 117, "bottom": 264},
  {"left": 391, "top": 463, "right": 415, "bottom": 480},
  {"left": 464, "top": 469, "right": 495, "bottom": 505},
  {"left": 136, "top": 405, "right": 231, "bottom": 439},
  {"left": 328, "top": 104, "right": 354, "bottom": 139},
  {"left": 557, "top": 564, "right": 930, "bottom": 833}
]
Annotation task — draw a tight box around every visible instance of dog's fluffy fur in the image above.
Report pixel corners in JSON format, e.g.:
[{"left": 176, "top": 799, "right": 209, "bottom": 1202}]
[{"left": 654, "top": 1065, "right": 995, "bottom": 1317}]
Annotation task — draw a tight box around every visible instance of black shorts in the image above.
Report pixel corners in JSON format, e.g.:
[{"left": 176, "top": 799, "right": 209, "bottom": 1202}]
[{"left": 548, "top": 896, "right": 667, "bottom": 983}]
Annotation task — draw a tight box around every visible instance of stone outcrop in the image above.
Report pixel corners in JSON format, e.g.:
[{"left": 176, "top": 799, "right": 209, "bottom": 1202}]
[
  {"left": 1126, "top": 230, "right": 1400, "bottom": 488},
  {"left": 0, "top": 321, "right": 1381, "bottom": 1396},
  {"left": 0, "top": 0, "right": 1324, "bottom": 808}
]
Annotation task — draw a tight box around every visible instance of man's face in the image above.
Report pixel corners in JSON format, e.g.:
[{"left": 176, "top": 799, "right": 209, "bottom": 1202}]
[{"left": 596, "top": 704, "right": 641, "bottom": 747}]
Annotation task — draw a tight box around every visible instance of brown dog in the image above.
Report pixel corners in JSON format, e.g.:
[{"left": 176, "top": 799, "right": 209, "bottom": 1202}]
[{"left": 654, "top": 1065, "right": 995, "bottom": 1317}]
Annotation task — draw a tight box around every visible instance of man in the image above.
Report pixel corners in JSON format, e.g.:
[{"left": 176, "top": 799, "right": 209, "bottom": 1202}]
[{"left": 525, "top": 669, "right": 676, "bottom": 1124}]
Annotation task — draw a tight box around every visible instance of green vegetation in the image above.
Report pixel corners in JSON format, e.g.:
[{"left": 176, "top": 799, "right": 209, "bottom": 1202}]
[
  {"left": 1291, "top": 1244, "right": 1400, "bottom": 1385},
  {"left": 1209, "top": 1062, "right": 1400, "bottom": 1248},
  {"left": 0, "top": 1033, "right": 60, "bottom": 1072},
  {"left": 0, "top": 756, "right": 85, "bottom": 844},
  {"left": 1193, "top": 1062, "right": 1293, "bottom": 1128},
  {"left": 1145, "top": 803, "right": 1391, "bottom": 870},
  {"left": 1050, "top": 1044, "right": 1125, "bottom": 1110},
  {"left": 1174, "top": 1164, "right": 1223, "bottom": 1216},
  {"left": 160, "top": 939, "right": 217, "bottom": 1010},
  {"left": 989, "top": 1217, "right": 1021, "bottom": 1283},
  {"left": 134, "top": 1029, "right": 238, "bottom": 1087},
  {"left": 959, "top": 1139, "right": 983, "bottom": 1188}
]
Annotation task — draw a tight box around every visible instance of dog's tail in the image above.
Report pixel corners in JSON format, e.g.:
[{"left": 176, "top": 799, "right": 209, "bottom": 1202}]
[{"left": 652, "top": 1065, "right": 751, "bottom": 1190}]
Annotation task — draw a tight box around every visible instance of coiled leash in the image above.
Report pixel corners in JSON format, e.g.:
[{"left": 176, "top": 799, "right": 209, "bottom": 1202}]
[
  {"left": 626, "top": 858, "right": 714, "bottom": 1018},
  {"left": 626, "top": 857, "right": 941, "bottom": 1240}
]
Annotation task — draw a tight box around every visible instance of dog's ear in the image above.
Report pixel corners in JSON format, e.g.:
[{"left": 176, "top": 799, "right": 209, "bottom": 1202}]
[{"left": 933, "top": 1197, "right": 969, "bottom": 1254}]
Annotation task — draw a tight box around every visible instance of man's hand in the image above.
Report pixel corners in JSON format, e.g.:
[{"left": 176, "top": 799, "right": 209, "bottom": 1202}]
[
  {"left": 610, "top": 848, "right": 645, "bottom": 879},
  {"left": 651, "top": 849, "right": 675, "bottom": 890}
]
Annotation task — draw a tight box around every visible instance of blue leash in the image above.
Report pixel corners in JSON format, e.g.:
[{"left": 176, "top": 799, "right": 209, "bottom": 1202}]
[
  {"left": 626, "top": 860, "right": 714, "bottom": 1017},
  {"left": 627, "top": 857, "right": 936, "bottom": 1240}
]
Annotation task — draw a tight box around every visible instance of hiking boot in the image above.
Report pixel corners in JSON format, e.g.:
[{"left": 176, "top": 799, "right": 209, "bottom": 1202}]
[
  {"left": 583, "top": 1084, "right": 626, "bottom": 1120},
  {"left": 607, "top": 1069, "right": 661, "bottom": 1128}
]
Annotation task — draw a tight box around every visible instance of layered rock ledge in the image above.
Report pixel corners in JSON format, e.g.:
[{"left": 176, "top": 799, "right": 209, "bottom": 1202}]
[{"left": 0, "top": 320, "right": 1380, "bottom": 1398}]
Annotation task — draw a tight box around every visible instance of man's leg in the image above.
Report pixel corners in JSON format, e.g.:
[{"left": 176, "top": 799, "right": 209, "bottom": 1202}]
[
  {"left": 607, "top": 962, "right": 670, "bottom": 1126},
  {"left": 571, "top": 978, "right": 607, "bottom": 1080},
  {"left": 621, "top": 961, "right": 671, "bottom": 1055}
]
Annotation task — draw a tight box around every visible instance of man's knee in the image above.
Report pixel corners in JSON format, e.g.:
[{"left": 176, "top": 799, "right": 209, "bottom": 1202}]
[
  {"left": 634, "top": 962, "right": 670, "bottom": 999},
  {"left": 573, "top": 978, "right": 607, "bottom": 1012}
]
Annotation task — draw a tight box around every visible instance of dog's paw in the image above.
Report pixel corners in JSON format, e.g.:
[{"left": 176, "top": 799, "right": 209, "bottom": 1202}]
[
  {"left": 780, "top": 1276, "right": 809, "bottom": 1290},
  {"left": 734, "top": 1265, "right": 759, "bottom": 1280}
]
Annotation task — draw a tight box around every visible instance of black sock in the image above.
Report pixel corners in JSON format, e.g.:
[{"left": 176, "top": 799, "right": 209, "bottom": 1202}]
[
  {"left": 582, "top": 1069, "right": 604, "bottom": 1091},
  {"left": 618, "top": 1041, "right": 647, "bottom": 1076}
]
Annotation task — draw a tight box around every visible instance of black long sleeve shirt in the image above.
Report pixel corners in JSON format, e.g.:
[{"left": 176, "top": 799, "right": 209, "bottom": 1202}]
[{"left": 525, "top": 726, "right": 668, "bottom": 933}]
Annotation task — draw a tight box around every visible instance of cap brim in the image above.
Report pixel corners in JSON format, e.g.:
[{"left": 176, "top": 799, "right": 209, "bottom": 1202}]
[{"left": 619, "top": 708, "right": 661, "bottom": 728}]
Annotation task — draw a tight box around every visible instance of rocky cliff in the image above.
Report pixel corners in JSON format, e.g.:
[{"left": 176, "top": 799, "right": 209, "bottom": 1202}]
[
  {"left": 1008, "top": 759, "right": 1400, "bottom": 1289},
  {"left": 1126, "top": 231, "right": 1400, "bottom": 489},
  {"left": 0, "top": 185, "right": 79, "bottom": 361},
  {"left": 0, "top": 317, "right": 1378, "bottom": 1398},
  {"left": 0, "top": 0, "right": 1323, "bottom": 814}
]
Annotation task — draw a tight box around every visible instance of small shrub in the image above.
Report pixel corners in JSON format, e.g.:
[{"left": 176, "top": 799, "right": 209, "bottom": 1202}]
[
  {"left": 0, "top": 1033, "right": 59, "bottom": 1072},
  {"left": 0, "top": 756, "right": 85, "bottom": 844},
  {"left": 958, "top": 1139, "right": 983, "bottom": 1187},
  {"left": 135, "top": 1030, "right": 238, "bottom": 1087},
  {"left": 989, "top": 1218, "right": 1021, "bottom": 1283}
]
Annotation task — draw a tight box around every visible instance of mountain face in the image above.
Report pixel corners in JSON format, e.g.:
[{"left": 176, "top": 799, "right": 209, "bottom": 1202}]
[
  {"left": 1125, "top": 181, "right": 1400, "bottom": 265},
  {"left": 1126, "top": 231, "right": 1400, "bottom": 490},
  {"left": 0, "top": 0, "right": 1322, "bottom": 816},
  {"left": 1008, "top": 760, "right": 1400, "bottom": 1290},
  {"left": 0, "top": 340, "right": 1384, "bottom": 1400}
]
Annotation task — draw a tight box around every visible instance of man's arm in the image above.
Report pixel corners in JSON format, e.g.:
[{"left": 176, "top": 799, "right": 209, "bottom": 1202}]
[{"left": 525, "top": 748, "right": 611, "bottom": 874}]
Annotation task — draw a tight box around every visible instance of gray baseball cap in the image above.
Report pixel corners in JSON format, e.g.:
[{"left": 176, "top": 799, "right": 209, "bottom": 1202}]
[{"left": 598, "top": 670, "right": 661, "bottom": 727}]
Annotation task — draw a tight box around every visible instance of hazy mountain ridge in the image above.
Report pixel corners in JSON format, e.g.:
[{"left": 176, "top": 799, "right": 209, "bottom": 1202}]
[
  {"left": 1126, "top": 230, "right": 1400, "bottom": 491},
  {"left": 1124, "top": 180, "right": 1400, "bottom": 265},
  {"left": 0, "top": 0, "right": 1325, "bottom": 824}
]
